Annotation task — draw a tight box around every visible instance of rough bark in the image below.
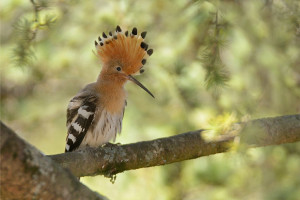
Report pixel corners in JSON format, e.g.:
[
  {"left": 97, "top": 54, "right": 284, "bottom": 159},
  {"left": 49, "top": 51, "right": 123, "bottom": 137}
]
[
  {"left": 0, "top": 122, "right": 108, "bottom": 200},
  {"left": 49, "top": 114, "right": 300, "bottom": 178},
  {"left": 1, "top": 114, "right": 299, "bottom": 199}
]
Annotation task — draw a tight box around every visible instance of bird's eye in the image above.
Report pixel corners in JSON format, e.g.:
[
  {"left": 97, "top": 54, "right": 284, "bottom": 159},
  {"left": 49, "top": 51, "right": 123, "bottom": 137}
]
[{"left": 116, "top": 66, "right": 121, "bottom": 71}]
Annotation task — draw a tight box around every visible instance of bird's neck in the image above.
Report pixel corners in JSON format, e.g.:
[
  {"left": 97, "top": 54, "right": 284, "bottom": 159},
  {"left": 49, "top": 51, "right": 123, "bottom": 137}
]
[{"left": 95, "top": 73, "right": 127, "bottom": 114}]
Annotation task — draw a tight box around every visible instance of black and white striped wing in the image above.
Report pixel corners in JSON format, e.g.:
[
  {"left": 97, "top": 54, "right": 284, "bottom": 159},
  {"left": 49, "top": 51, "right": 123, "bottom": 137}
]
[{"left": 65, "top": 94, "right": 98, "bottom": 152}]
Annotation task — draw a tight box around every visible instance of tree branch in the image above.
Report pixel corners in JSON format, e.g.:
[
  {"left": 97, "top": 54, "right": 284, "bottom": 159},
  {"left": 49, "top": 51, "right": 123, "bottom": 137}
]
[
  {"left": 0, "top": 122, "right": 108, "bottom": 200},
  {"left": 49, "top": 114, "right": 300, "bottom": 178}
]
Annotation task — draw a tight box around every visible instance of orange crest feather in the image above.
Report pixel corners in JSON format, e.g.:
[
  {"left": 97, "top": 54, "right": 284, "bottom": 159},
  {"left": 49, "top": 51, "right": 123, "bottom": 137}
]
[{"left": 95, "top": 26, "right": 153, "bottom": 75}]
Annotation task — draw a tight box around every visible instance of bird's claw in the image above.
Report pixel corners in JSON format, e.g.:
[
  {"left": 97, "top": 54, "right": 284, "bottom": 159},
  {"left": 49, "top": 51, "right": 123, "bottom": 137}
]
[{"left": 102, "top": 142, "right": 121, "bottom": 148}]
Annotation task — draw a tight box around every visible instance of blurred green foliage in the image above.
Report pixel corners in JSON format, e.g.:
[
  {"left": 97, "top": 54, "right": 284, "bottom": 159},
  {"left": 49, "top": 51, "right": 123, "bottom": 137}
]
[{"left": 1, "top": 0, "right": 300, "bottom": 199}]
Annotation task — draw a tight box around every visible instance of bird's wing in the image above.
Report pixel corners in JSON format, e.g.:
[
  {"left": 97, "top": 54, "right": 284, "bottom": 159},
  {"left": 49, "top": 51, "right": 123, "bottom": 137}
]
[{"left": 65, "top": 93, "right": 98, "bottom": 152}]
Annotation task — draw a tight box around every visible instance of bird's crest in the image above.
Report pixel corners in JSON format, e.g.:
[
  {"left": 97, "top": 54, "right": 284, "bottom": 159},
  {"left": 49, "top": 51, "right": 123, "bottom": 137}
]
[{"left": 95, "top": 25, "right": 153, "bottom": 75}]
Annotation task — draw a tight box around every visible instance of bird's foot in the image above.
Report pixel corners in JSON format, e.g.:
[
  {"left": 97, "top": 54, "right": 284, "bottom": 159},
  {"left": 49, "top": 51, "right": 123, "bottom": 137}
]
[{"left": 102, "top": 142, "right": 121, "bottom": 148}]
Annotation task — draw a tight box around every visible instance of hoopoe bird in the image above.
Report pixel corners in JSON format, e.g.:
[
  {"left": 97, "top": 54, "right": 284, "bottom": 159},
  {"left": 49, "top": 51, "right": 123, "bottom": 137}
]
[{"left": 65, "top": 25, "right": 154, "bottom": 152}]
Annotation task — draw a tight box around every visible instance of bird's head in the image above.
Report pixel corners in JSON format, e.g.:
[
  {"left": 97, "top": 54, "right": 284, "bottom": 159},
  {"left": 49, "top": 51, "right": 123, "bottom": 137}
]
[{"left": 95, "top": 25, "right": 154, "bottom": 98}]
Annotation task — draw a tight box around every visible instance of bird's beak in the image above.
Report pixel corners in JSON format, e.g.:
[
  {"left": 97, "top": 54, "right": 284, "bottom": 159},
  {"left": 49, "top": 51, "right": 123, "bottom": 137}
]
[{"left": 127, "top": 75, "right": 155, "bottom": 98}]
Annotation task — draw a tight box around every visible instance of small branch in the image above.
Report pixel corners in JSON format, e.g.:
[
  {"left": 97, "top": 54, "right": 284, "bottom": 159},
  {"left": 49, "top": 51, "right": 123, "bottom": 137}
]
[
  {"left": 0, "top": 122, "right": 108, "bottom": 200},
  {"left": 30, "top": 0, "right": 40, "bottom": 41},
  {"left": 49, "top": 114, "right": 300, "bottom": 178}
]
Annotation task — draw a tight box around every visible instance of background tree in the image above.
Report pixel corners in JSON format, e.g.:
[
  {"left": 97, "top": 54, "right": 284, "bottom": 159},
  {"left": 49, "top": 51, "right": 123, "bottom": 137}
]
[{"left": 1, "top": 0, "right": 300, "bottom": 199}]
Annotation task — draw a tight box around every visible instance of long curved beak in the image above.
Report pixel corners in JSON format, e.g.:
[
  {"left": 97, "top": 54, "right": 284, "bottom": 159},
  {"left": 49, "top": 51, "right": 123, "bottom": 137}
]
[{"left": 128, "top": 75, "right": 155, "bottom": 98}]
